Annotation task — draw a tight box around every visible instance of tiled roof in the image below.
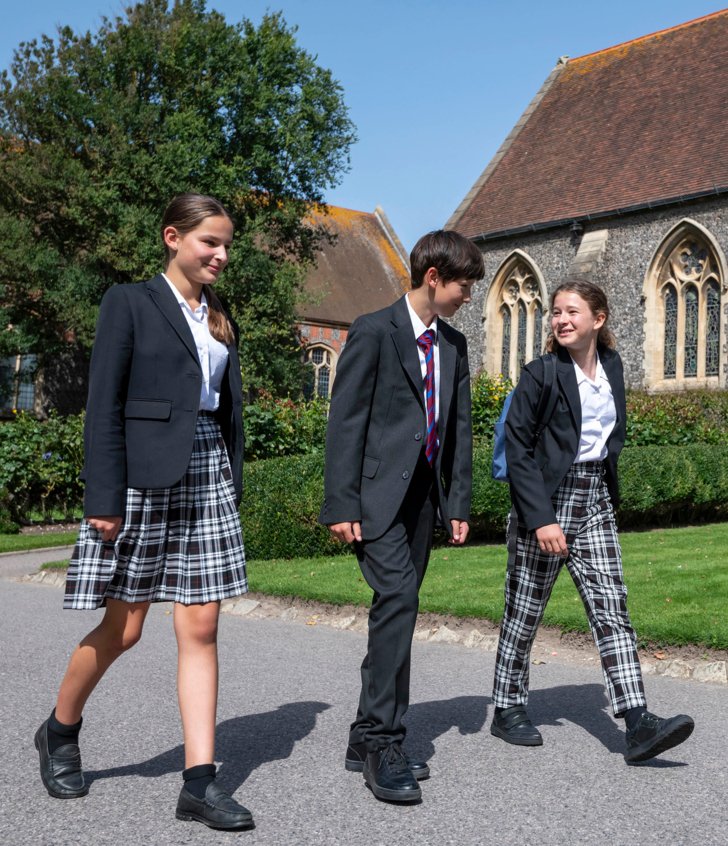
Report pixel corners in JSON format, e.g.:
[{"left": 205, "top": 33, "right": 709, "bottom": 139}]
[
  {"left": 448, "top": 10, "right": 728, "bottom": 239},
  {"left": 299, "top": 205, "right": 410, "bottom": 326}
]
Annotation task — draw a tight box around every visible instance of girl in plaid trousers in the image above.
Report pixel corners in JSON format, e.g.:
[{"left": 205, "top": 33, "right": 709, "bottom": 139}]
[
  {"left": 34, "top": 194, "right": 253, "bottom": 830},
  {"left": 490, "top": 278, "right": 694, "bottom": 764}
]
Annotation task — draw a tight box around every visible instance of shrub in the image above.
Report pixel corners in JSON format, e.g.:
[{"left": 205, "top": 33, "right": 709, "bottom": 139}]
[
  {"left": 471, "top": 370, "right": 512, "bottom": 441},
  {"left": 244, "top": 392, "right": 329, "bottom": 460},
  {"left": 241, "top": 444, "right": 728, "bottom": 558},
  {"left": 242, "top": 452, "right": 341, "bottom": 559},
  {"left": 626, "top": 390, "right": 728, "bottom": 446},
  {"left": 0, "top": 412, "right": 84, "bottom": 523}
]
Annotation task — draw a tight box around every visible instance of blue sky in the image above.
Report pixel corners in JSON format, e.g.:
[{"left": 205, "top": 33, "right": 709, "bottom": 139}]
[{"left": 2, "top": 1, "right": 725, "bottom": 250}]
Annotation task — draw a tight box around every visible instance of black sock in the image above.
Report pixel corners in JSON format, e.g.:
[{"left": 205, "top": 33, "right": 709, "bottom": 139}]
[
  {"left": 183, "top": 763, "right": 216, "bottom": 799},
  {"left": 47, "top": 708, "right": 83, "bottom": 754},
  {"left": 624, "top": 706, "right": 647, "bottom": 731}
]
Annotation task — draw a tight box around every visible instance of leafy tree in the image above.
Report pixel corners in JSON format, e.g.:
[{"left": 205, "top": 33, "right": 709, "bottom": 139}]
[{"left": 0, "top": 0, "right": 355, "bottom": 399}]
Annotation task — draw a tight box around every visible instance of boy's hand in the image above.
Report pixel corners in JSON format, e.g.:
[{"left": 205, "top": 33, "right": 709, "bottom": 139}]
[
  {"left": 328, "top": 521, "right": 362, "bottom": 544},
  {"left": 449, "top": 520, "right": 469, "bottom": 545},
  {"left": 535, "top": 523, "right": 568, "bottom": 556}
]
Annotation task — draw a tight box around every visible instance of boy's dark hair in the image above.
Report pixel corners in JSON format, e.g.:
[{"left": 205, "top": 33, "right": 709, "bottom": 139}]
[{"left": 410, "top": 230, "right": 484, "bottom": 288}]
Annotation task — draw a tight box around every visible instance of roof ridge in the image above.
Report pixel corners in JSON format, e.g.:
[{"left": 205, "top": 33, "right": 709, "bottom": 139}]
[{"left": 569, "top": 8, "right": 728, "bottom": 63}]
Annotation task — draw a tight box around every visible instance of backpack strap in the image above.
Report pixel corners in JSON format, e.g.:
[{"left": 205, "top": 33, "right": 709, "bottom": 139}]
[{"left": 533, "top": 353, "right": 559, "bottom": 441}]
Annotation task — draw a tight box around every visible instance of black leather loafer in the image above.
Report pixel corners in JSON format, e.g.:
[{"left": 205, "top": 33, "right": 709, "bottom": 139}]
[
  {"left": 345, "top": 741, "right": 430, "bottom": 780},
  {"left": 176, "top": 782, "right": 254, "bottom": 830},
  {"left": 34, "top": 719, "right": 88, "bottom": 799},
  {"left": 625, "top": 711, "right": 694, "bottom": 763},
  {"left": 490, "top": 706, "right": 543, "bottom": 746},
  {"left": 363, "top": 744, "right": 422, "bottom": 803}
]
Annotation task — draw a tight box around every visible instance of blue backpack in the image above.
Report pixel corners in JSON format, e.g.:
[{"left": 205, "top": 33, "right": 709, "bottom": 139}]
[{"left": 491, "top": 354, "right": 559, "bottom": 482}]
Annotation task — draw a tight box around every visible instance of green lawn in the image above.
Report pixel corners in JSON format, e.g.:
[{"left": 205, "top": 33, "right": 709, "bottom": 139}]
[
  {"left": 20, "top": 523, "right": 728, "bottom": 650},
  {"left": 248, "top": 524, "right": 728, "bottom": 650},
  {"left": 0, "top": 531, "right": 77, "bottom": 553}
]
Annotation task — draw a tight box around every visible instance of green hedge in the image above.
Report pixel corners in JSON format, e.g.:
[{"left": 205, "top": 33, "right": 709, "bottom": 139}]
[{"left": 241, "top": 444, "right": 728, "bottom": 558}]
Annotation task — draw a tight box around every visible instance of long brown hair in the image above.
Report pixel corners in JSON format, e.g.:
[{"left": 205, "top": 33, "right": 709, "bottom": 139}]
[
  {"left": 545, "top": 278, "right": 616, "bottom": 353},
  {"left": 161, "top": 193, "right": 235, "bottom": 345}
]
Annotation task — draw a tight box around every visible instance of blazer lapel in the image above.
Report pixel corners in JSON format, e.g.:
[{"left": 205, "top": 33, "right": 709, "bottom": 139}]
[
  {"left": 390, "top": 297, "right": 426, "bottom": 410},
  {"left": 556, "top": 347, "right": 581, "bottom": 432},
  {"left": 145, "top": 274, "right": 200, "bottom": 367},
  {"left": 601, "top": 347, "right": 625, "bottom": 425},
  {"left": 437, "top": 323, "right": 456, "bottom": 439}
]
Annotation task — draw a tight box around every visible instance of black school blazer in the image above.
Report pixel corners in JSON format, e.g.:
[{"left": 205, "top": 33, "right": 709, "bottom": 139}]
[
  {"left": 81, "top": 275, "right": 244, "bottom": 517},
  {"left": 504, "top": 345, "right": 626, "bottom": 531},
  {"left": 318, "top": 295, "right": 472, "bottom": 540}
]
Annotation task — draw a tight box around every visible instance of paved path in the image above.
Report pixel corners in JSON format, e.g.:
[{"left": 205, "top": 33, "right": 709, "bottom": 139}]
[{"left": 0, "top": 557, "right": 724, "bottom": 846}]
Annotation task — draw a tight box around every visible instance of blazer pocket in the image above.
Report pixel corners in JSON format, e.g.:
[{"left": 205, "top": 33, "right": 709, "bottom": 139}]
[
  {"left": 124, "top": 399, "right": 172, "bottom": 420},
  {"left": 361, "top": 456, "right": 380, "bottom": 479}
]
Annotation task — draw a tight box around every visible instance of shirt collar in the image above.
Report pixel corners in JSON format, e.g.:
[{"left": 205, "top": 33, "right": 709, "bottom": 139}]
[
  {"left": 162, "top": 273, "right": 208, "bottom": 315},
  {"left": 572, "top": 353, "right": 607, "bottom": 387},
  {"left": 405, "top": 293, "right": 438, "bottom": 341}
]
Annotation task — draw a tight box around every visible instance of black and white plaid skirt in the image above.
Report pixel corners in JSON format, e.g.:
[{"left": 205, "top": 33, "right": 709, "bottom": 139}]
[{"left": 65, "top": 414, "right": 247, "bottom": 609}]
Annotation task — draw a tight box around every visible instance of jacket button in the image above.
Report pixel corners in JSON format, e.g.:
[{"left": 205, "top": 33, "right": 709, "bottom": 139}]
[
  {"left": 414, "top": 432, "right": 422, "bottom": 441},
  {"left": 402, "top": 470, "right": 410, "bottom": 480}
]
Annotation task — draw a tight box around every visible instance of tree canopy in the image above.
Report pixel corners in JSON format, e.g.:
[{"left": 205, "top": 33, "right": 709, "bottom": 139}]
[{"left": 0, "top": 0, "right": 356, "bottom": 398}]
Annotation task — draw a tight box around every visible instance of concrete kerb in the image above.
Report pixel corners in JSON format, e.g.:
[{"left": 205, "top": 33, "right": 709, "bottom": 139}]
[{"left": 16, "top": 563, "right": 728, "bottom": 687}]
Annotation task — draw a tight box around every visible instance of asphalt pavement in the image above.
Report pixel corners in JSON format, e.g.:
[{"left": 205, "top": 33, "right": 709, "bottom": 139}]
[{"left": 0, "top": 552, "right": 724, "bottom": 846}]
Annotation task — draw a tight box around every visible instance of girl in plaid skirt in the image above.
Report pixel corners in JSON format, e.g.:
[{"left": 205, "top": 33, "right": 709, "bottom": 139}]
[
  {"left": 490, "top": 279, "right": 694, "bottom": 764},
  {"left": 35, "top": 194, "right": 253, "bottom": 830}
]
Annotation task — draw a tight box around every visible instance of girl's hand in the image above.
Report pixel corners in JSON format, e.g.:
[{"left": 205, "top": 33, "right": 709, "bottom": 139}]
[
  {"left": 535, "top": 523, "right": 568, "bottom": 557},
  {"left": 87, "top": 516, "right": 123, "bottom": 542}
]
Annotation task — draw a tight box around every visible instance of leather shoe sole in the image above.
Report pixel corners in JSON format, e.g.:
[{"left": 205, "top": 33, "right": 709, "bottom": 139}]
[
  {"left": 363, "top": 772, "right": 422, "bottom": 803},
  {"left": 176, "top": 783, "right": 254, "bottom": 831},
  {"left": 34, "top": 720, "right": 89, "bottom": 799},
  {"left": 625, "top": 714, "right": 695, "bottom": 763}
]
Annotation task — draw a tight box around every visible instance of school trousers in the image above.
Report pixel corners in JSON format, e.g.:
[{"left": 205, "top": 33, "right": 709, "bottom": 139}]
[
  {"left": 349, "top": 454, "right": 438, "bottom": 750},
  {"left": 493, "top": 461, "right": 647, "bottom": 717}
]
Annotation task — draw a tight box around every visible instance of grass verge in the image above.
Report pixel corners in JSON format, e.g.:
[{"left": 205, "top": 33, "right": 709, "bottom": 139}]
[
  {"left": 27, "top": 524, "right": 727, "bottom": 650},
  {"left": 0, "top": 531, "right": 77, "bottom": 553},
  {"left": 248, "top": 523, "right": 728, "bottom": 650}
]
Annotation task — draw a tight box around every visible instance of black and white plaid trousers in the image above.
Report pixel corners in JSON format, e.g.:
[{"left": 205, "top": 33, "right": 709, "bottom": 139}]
[{"left": 492, "top": 461, "right": 646, "bottom": 716}]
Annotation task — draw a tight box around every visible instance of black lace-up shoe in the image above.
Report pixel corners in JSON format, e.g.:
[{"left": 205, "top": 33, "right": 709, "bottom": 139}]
[
  {"left": 625, "top": 711, "right": 694, "bottom": 763},
  {"left": 363, "top": 744, "right": 422, "bottom": 802},
  {"left": 345, "top": 741, "right": 430, "bottom": 779},
  {"left": 34, "top": 720, "right": 88, "bottom": 799},
  {"left": 490, "top": 706, "right": 543, "bottom": 746},
  {"left": 176, "top": 782, "right": 254, "bottom": 830}
]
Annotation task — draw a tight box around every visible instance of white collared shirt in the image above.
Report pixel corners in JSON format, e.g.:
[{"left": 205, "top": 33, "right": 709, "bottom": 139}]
[
  {"left": 163, "top": 274, "right": 229, "bottom": 411},
  {"left": 405, "top": 293, "right": 440, "bottom": 425},
  {"left": 572, "top": 354, "right": 617, "bottom": 462}
]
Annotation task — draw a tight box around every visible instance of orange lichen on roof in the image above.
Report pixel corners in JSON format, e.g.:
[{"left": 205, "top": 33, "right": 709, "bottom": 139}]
[
  {"left": 299, "top": 204, "right": 410, "bottom": 325},
  {"left": 570, "top": 8, "right": 727, "bottom": 67},
  {"left": 449, "top": 8, "right": 728, "bottom": 239}
]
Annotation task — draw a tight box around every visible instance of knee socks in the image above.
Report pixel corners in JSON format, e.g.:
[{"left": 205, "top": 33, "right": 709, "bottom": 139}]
[{"left": 47, "top": 709, "right": 83, "bottom": 753}]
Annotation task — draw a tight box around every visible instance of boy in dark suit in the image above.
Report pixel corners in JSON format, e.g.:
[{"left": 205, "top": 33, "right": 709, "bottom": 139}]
[{"left": 319, "top": 230, "right": 484, "bottom": 803}]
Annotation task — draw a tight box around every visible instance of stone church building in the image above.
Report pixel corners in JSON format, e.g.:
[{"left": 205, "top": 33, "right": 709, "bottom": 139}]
[{"left": 447, "top": 9, "right": 728, "bottom": 391}]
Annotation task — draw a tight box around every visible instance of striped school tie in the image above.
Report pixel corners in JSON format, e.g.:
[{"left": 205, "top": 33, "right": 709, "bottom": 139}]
[{"left": 417, "top": 329, "right": 438, "bottom": 466}]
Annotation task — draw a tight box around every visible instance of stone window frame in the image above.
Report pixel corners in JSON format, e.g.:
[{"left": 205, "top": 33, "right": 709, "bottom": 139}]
[
  {"left": 303, "top": 343, "right": 337, "bottom": 399},
  {"left": 483, "top": 249, "right": 548, "bottom": 381},
  {"left": 642, "top": 219, "right": 727, "bottom": 391}
]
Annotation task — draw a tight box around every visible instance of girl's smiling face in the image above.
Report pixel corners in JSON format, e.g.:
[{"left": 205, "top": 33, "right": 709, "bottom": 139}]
[
  {"left": 164, "top": 214, "right": 234, "bottom": 286},
  {"left": 551, "top": 290, "right": 606, "bottom": 354}
]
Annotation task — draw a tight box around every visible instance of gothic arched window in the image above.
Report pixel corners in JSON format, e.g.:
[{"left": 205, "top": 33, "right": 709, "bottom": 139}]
[
  {"left": 645, "top": 221, "right": 726, "bottom": 389},
  {"left": 485, "top": 252, "right": 547, "bottom": 381},
  {"left": 303, "top": 345, "right": 335, "bottom": 399}
]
